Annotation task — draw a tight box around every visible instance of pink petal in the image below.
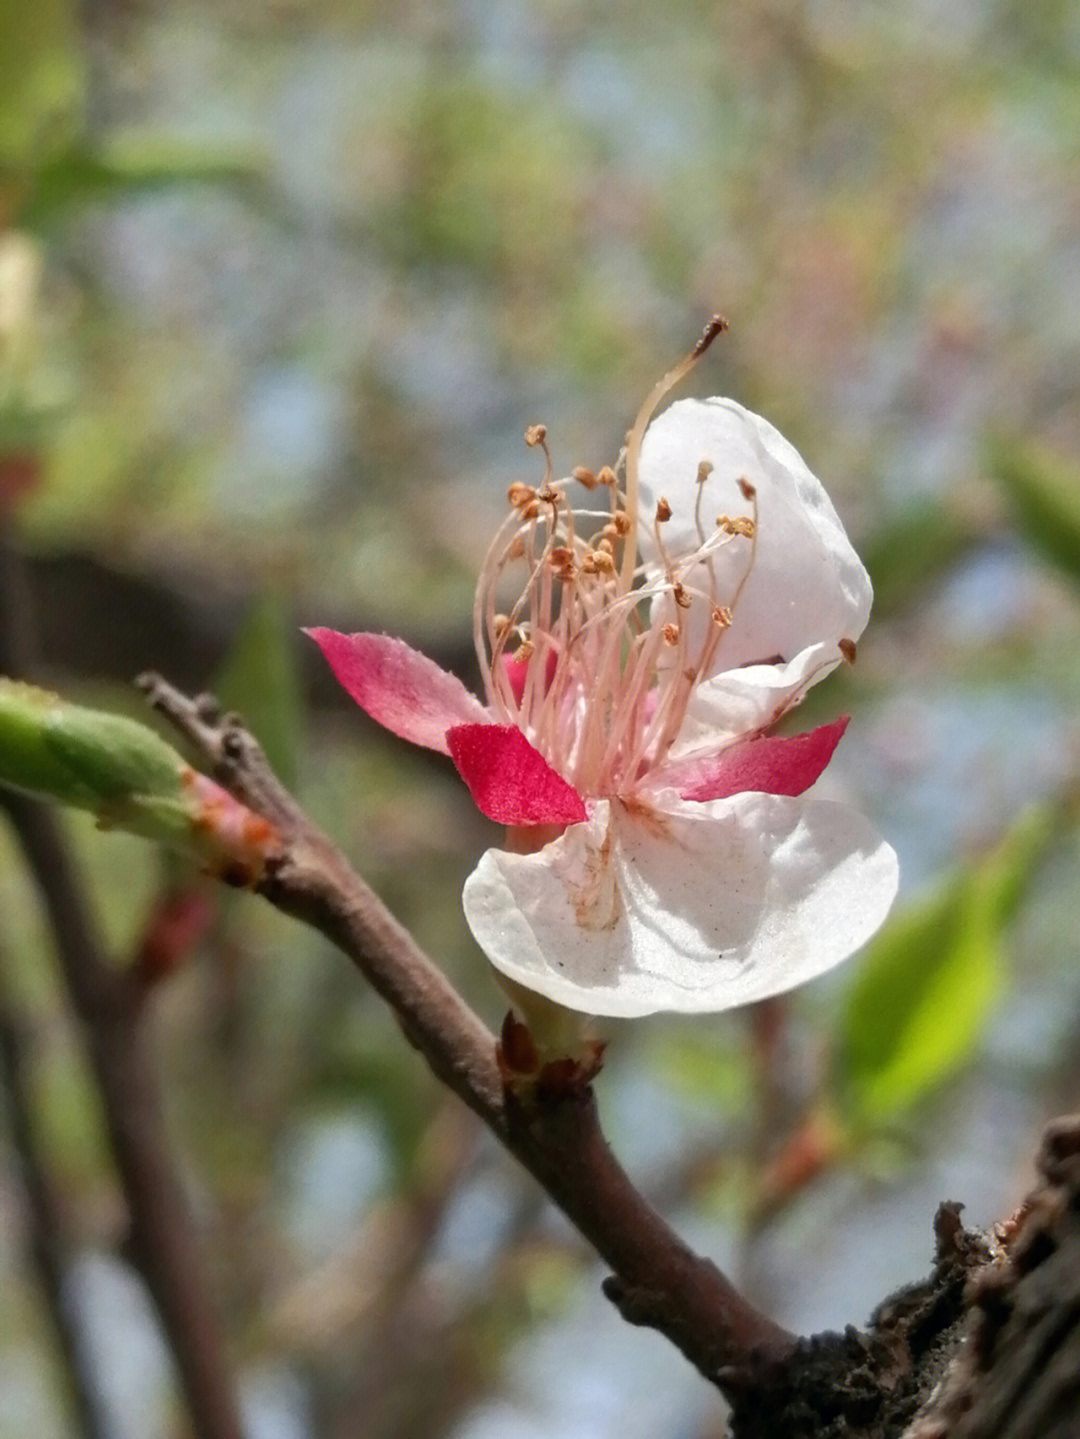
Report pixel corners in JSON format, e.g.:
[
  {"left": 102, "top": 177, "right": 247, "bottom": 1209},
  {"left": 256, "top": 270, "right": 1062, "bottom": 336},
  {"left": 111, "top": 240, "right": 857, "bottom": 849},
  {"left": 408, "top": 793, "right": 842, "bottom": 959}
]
[
  {"left": 447, "top": 724, "right": 588, "bottom": 826},
  {"left": 675, "top": 716, "right": 850, "bottom": 802},
  {"left": 503, "top": 648, "right": 559, "bottom": 705},
  {"left": 304, "top": 629, "right": 488, "bottom": 755}
]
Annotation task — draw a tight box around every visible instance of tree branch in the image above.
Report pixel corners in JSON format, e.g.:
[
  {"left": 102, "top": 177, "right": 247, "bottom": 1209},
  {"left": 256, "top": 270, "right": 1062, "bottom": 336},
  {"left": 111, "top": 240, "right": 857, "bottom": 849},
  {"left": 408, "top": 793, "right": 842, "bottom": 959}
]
[
  {"left": 0, "top": 538, "right": 245, "bottom": 1439},
  {"left": 0, "top": 986, "right": 111, "bottom": 1439},
  {"left": 0, "top": 794, "right": 246, "bottom": 1439},
  {"left": 138, "top": 671, "right": 797, "bottom": 1388}
]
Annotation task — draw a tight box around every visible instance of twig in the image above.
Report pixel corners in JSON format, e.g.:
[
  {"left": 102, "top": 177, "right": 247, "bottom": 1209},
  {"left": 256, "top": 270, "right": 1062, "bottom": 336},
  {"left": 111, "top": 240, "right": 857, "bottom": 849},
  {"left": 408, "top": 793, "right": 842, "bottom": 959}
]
[
  {"left": 0, "top": 793, "right": 246, "bottom": 1439},
  {"left": 0, "top": 540, "right": 245, "bottom": 1439},
  {"left": 139, "top": 671, "right": 797, "bottom": 1388},
  {"left": 0, "top": 988, "right": 111, "bottom": 1439}
]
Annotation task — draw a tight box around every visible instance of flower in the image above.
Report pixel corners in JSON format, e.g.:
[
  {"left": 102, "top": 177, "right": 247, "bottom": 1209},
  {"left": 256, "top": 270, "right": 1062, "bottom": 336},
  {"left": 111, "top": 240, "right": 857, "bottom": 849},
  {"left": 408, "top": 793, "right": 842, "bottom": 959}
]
[{"left": 307, "top": 337, "right": 897, "bottom": 1018}]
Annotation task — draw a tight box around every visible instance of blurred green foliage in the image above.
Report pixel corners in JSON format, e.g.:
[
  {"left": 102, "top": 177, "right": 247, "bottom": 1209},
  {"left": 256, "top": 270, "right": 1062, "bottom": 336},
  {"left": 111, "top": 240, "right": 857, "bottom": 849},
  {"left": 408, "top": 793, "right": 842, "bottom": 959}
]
[
  {"left": 2, "top": 1, "right": 1080, "bottom": 1435},
  {"left": 213, "top": 592, "right": 303, "bottom": 788},
  {"left": 0, "top": 0, "right": 83, "bottom": 173},
  {"left": 836, "top": 805, "right": 1059, "bottom": 1124},
  {"left": 987, "top": 438, "right": 1080, "bottom": 593}
]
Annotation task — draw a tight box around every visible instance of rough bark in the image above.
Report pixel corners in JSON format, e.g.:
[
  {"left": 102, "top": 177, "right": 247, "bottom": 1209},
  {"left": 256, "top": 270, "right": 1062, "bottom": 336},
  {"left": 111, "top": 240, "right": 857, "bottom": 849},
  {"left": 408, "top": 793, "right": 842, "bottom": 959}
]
[{"left": 723, "top": 1115, "right": 1080, "bottom": 1439}]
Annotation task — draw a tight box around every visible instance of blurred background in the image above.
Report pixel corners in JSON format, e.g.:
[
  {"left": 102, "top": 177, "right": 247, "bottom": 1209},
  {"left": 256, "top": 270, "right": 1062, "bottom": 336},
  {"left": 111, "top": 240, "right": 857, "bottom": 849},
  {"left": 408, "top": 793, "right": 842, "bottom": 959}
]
[{"left": 2, "top": 1, "right": 1080, "bottom": 1435}]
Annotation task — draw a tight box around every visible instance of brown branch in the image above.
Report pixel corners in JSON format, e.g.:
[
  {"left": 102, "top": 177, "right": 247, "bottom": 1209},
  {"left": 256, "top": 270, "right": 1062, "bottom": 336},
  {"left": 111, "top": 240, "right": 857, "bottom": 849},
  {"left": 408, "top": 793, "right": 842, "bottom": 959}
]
[
  {"left": 138, "top": 671, "right": 797, "bottom": 1390},
  {"left": 0, "top": 538, "right": 245, "bottom": 1439},
  {"left": 0, "top": 795, "right": 246, "bottom": 1439},
  {"left": 0, "top": 987, "right": 111, "bottom": 1439}
]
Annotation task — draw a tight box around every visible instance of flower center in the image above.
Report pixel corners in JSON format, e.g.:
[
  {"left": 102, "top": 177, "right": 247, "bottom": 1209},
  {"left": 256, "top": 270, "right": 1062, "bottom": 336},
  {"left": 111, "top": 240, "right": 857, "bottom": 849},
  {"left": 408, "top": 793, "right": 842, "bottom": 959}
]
[{"left": 473, "top": 318, "right": 759, "bottom": 798}]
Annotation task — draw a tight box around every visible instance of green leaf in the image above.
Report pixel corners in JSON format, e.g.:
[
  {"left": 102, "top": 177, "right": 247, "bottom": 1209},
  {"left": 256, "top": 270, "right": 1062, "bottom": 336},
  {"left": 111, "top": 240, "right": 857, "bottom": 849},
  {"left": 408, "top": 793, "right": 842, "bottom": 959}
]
[
  {"left": 43, "top": 696, "right": 187, "bottom": 803},
  {"left": 212, "top": 593, "right": 303, "bottom": 789},
  {"left": 20, "top": 139, "right": 271, "bottom": 230},
  {"left": 860, "top": 498, "right": 978, "bottom": 616},
  {"left": 836, "top": 805, "right": 1057, "bottom": 1123},
  {"left": 0, "top": 676, "right": 186, "bottom": 823},
  {"left": 986, "top": 436, "right": 1080, "bottom": 590},
  {"left": 0, "top": 0, "right": 83, "bottom": 171},
  {"left": 0, "top": 679, "right": 276, "bottom": 873}
]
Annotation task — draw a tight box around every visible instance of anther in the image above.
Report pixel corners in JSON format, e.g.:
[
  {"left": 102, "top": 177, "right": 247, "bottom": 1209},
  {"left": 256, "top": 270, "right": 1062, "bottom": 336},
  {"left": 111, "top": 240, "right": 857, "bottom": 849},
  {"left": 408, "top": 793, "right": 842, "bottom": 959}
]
[
  {"left": 549, "top": 546, "right": 575, "bottom": 572},
  {"left": 839, "top": 638, "right": 857, "bottom": 665},
  {"left": 573, "top": 465, "right": 599, "bottom": 490},
  {"left": 612, "top": 511, "right": 631, "bottom": 536},
  {"left": 655, "top": 497, "right": 672, "bottom": 523},
  {"left": 717, "top": 515, "right": 756, "bottom": 538},
  {"left": 712, "top": 605, "right": 732, "bottom": 628},
  {"left": 493, "top": 613, "right": 515, "bottom": 640},
  {"left": 515, "top": 639, "right": 535, "bottom": 662},
  {"left": 692, "top": 313, "right": 729, "bottom": 359},
  {"left": 737, "top": 477, "right": 756, "bottom": 501},
  {"left": 597, "top": 465, "right": 617, "bottom": 487},
  {"left": 662, "top": 622, "right": 680, "bottom": 645},
  {"left": 597, "top": 536, "right": 615, "bottom": 556},
  {"left": 507, "top": 535, "right": 526, "bottom": 560},
  {"left": 508, "top": 482, "right": 536, "bottom": 509},
  {"left": 697, "top": 459, "right": 713, "bottom": 485},
  {"left": 524, "top": 424, "right": 547, "bottom": 448},
  {"left": 592, "top": 549, "right": 616, "bottom": 575},
  {"left": 673, "top": 583, "right": 692, "bottom": 610}
]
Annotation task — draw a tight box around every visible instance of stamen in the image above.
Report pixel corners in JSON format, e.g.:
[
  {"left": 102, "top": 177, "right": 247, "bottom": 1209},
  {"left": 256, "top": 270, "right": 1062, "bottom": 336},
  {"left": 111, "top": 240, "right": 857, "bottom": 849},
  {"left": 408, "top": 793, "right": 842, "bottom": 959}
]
[
  {"left": 620, "top": 314, "right": 730, "bottom": 591},
  {"left": 692, "top": 313, "right": 730, "bottom": 358},
  {"left": 693, "top": 459, "right": 711, "bottom": 552},
  {"left": 717, "top": 515, "right": 756, "bottom": 538},
  {"left": 476, "top": 321, "right": 743, "bottom": 794}
]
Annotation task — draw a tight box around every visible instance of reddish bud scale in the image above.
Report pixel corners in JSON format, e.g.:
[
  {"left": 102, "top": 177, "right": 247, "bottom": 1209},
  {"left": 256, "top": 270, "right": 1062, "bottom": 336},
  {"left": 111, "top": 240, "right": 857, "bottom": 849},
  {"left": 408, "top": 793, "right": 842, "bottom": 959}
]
[
  {"left": 181, "top": 770, "right": 280, "bottom": 882},
  {"left": 134, "top": 888, "right": 217, "bottom": 982}
]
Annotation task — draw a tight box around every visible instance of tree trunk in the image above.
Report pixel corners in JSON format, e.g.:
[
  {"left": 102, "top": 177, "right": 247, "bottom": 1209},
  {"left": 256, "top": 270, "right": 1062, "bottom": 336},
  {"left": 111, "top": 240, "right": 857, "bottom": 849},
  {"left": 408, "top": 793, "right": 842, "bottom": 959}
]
[{"left": 725, "top": 1114, "right": 1080, "bottom": 1439}]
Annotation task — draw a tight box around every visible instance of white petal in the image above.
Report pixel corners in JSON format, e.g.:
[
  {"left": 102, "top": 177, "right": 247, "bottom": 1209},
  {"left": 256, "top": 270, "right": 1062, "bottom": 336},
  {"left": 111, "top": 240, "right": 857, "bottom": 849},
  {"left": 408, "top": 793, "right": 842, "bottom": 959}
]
[
  {"left": 462, "top": 793, "right": 898, "bottom": 1018},
  {"left": 638, "top": 398, "right": 871, "bottom": 674},
  {"left": 667, "top": 641, "right": 844, "bottom": 756}
]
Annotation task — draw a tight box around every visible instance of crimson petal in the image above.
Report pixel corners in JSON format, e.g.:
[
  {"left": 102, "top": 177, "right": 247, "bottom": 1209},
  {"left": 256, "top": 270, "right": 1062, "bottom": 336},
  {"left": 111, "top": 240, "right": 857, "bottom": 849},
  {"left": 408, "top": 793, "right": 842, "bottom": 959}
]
[
  {"left": 447, "top": 724, "right": 588, "bottom": 826},
  {"left": 676, "top": 716, "right": 850, "bottom": 802},
  {"left": 304, "top": 629, "right": 488, "bottom": 755}
]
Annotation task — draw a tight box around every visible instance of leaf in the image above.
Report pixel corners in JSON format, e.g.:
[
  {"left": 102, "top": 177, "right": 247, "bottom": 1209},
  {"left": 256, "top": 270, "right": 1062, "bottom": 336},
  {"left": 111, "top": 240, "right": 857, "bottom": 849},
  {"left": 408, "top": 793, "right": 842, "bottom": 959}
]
[
  {"left": 0, "top": 679, "right": 276, "bottom": 874},
  {"left": 835, "top": 805, "right": 1057, "bottom": 1123},
  {"left": 20, "top": 139, "right": 272, "bottom": 230},
  {"left": 859, "top": 497, "right": 978, "bottom": 616},
  {"left": 213, "top": 593, "right": 303, "bottom": 789},
  {"left": 0, "top": 0, "right": 83, "bottom": 170},
  {"left": 986, "top": 436, "right": 1080, "bottom": 590}
]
